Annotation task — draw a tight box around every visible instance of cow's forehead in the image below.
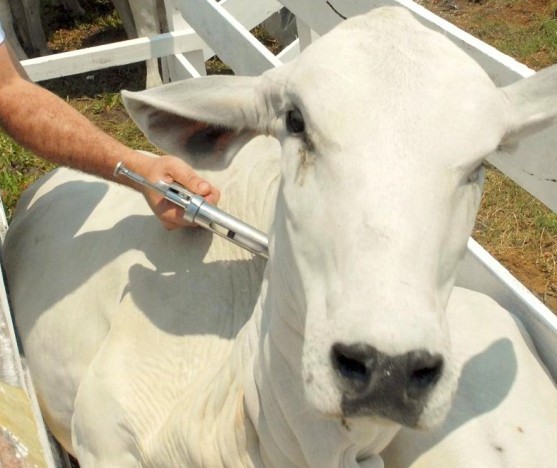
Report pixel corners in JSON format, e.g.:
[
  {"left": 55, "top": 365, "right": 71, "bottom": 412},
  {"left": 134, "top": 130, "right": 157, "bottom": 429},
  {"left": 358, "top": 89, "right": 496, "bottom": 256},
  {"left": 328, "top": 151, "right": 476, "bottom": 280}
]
[
  {"left": 269, "top": 8, "right": 507, "bottom": 168},
  {"left": 283, "top": 8, "right": 496, "bottom": 104},
  {"left": 306, "top": 8, "right": 481, "bottom": 70}
]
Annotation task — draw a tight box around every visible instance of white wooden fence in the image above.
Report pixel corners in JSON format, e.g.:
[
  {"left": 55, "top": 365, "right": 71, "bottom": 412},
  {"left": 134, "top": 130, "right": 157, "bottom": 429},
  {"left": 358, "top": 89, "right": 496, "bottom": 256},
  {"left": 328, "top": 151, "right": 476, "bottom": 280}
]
[{"left": 1, "top": 0, "right": 557, "bottom": 465}]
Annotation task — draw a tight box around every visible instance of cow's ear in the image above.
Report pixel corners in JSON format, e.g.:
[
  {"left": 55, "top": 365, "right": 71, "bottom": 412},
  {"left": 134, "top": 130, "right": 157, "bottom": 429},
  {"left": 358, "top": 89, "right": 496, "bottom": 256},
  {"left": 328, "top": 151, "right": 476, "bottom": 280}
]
[
  {"left": 501, "top": 65, "right": 557, "bottom": 141},
  {"left": 497, "top": 65, "right": 557, "bottom": 212},
  {"left": 122, "top": 75, "right": 267, "bottom": 169}
]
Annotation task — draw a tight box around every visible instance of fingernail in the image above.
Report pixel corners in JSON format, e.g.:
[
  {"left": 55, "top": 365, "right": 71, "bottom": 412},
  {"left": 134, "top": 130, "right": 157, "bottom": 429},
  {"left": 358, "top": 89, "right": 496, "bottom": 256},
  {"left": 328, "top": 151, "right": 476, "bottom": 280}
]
[{"left": 198, "top": 181, "right": 210, "bottom": 193}]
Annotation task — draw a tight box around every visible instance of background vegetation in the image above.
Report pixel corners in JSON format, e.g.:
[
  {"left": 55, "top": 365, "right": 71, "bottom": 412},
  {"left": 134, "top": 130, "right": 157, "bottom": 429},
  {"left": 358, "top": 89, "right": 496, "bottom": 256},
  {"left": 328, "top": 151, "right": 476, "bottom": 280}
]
[{"left": 1, "top": 0, "right": 556, "bottom": 311}]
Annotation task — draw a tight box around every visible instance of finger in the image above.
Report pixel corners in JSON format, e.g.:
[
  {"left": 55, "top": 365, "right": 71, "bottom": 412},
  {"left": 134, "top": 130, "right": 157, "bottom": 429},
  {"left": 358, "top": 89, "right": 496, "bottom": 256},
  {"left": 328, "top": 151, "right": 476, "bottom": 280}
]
[
  {"left": 181, "top": 174, "right": 221, "bottom": 205},
  {"left": 175, "top": 169, "right": 216, "bottom": 196},
  {"left": 157, "top": 201, "right": 194, "bottom": 229},
  {"left": 195, "top": 180, "right": 212, "bottom": 196},
  {"left": 180, "top": 172, "right": 212, "bottom": 196},
  {"left": 203, "top": 186, "right": 221, "bottom": 205},
  {"left": 148, "top": 196, "right": 188, "bottom": 230},
  {"left": 161, "top": 156, "right": 221, "bottom": 204}
]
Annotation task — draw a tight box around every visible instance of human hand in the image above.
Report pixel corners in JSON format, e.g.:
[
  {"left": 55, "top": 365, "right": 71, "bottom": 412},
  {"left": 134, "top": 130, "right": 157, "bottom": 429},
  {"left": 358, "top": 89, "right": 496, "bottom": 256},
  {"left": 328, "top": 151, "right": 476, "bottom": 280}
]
[{"left": 133, "top": 154, "right": 220, "bottom": 230}]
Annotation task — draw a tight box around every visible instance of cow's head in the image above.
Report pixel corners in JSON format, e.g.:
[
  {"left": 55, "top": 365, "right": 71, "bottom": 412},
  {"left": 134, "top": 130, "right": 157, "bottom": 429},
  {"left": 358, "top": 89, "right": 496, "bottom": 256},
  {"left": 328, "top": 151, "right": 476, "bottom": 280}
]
[{"left": 122, "top": 7, "right": 557, "bottom": 431}]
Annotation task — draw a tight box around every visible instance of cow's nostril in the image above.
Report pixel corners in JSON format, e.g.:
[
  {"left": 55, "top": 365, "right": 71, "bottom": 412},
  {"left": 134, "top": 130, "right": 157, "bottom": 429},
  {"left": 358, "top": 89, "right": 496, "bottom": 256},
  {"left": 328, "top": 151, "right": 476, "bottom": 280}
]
[
  {"left": 334, "top": 344, "right": 444, "bottom": 423},
  {"left": 407, "top": 354, "right": 443, "bottom": 397},
  {"left": 334, "top": 352, "right": 368, "bottom": 381},
  {"left": 331, "top": 343, "right": 374, "bottom": 386},
  {"left": 410, "top": 364, "right": 441, "bottom": 387}
]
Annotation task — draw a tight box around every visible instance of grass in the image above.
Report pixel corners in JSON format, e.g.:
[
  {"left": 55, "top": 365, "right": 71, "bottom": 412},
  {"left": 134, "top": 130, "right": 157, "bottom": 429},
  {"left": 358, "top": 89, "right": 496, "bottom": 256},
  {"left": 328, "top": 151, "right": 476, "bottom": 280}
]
[
  {"left": 0, "top": 135, "right": 55, "bottom": 215},
  {"left": 474, "top": 167, "right": 557, "bottom": 308},
  {"left": 465, "top": 12, "right": 557, "bottom": 68},
  {"left": 426, "top": 0, "right": 557, "bottom": 68},
  {"left": 1, "top": 0, "right": 556, "bottom": 311}
]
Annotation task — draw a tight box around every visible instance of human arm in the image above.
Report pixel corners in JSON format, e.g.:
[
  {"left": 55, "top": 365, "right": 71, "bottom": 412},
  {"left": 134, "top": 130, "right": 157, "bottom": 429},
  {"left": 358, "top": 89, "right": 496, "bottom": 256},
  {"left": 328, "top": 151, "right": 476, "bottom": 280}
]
[{"left": 0, "top": 42, "right": 219, "bottom": 229}]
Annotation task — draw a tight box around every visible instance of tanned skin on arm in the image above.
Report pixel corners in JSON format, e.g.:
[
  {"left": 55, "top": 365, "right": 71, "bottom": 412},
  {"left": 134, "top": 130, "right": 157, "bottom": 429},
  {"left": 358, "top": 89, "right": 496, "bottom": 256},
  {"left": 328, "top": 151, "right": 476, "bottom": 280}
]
[
  {"left": 0, "top": 42, "right": 220, "bottom": 229},
  {"left": 0, "top": 43, "right": 141, "bottom": 183}
]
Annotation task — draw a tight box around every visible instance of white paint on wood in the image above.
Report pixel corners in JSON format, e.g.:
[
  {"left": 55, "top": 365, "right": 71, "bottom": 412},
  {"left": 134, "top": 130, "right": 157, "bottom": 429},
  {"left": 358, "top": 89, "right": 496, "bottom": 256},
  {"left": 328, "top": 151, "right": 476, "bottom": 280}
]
[
  {"left": 296, "top": 18, "right": 319, "bottom": 52},
  {"left": 222, "top": 0, "right": 283, "bottom": 31},
  {"left": 0, "top": 240, "right": 59, "bottom": 467},
  {"left": 161, "top": 0, "right": 286, "bottom": 79},
  {"left": 21, "top": 0, "right": 282, "bottom": 83},
  {"left": 277, "top": 38, "right": 300, "bottom": 63},
  {"left": 279, "top": 0, "right": 343, "bottom": 34},
  {"left": 167, "top": 51, "right": 205, "bottom": 80},
  {"left": 22, "top": 30, "right": 207, "bottom": 82},
  {"left": 176, "top": 0, "right": 282, "bottom": 75},
  {"left": 0, "top": 266, "right": 21, "bottom": 387},
  {"left": 0, "top": 199, "right": 7, "bottom": 246}
]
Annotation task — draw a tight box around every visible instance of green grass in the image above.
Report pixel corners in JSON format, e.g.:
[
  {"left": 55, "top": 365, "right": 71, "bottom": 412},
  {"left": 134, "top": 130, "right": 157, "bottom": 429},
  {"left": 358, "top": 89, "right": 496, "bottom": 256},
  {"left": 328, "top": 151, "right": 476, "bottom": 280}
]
[
  {"left": 477, "top": 168, "right": 557, "bottom": 243},
  {"left": 536, "top": 213, "right": 557, "bottom": 233},
  {"left": 429, "top": 0, "right": 557, "bottom": 70},
  {"left": 476, "top": 18, "right": 557, "bottom": 68},
  {"left": 72, "top": 92, "right": 157, "bottom": 153},
  {"left": 0, "top": 134, "right": 55, "bottom": 219},
  {"left": 474, "top": 166, "right": 557, "bottom": 306}
]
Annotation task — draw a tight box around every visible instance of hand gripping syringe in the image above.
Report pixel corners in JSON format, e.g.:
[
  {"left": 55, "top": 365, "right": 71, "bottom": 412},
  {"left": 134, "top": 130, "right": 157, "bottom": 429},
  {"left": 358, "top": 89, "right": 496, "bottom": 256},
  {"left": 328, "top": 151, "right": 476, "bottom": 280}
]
[{"left": 114, "top": 162, "right": 269, "bottom": 259}]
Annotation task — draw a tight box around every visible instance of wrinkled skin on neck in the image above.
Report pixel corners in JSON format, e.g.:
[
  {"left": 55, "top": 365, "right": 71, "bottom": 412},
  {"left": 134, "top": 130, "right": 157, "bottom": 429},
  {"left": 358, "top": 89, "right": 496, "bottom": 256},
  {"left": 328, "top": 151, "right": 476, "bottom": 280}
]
[{"left": 242, "top": 263, "right": 399, "bottom": 468}]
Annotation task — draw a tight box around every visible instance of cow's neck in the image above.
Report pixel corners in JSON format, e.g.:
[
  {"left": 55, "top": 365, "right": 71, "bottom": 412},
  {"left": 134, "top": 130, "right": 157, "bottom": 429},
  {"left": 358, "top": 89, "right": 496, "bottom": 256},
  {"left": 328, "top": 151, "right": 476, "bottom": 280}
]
[{"left": 241, "top": 259, "right": 399, "bottom": 467}]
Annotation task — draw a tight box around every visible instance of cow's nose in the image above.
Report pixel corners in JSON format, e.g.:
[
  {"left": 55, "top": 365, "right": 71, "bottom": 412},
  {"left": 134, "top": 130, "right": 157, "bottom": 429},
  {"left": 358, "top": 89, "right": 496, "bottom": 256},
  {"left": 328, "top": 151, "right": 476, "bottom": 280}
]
[{"left": 331, "top": 343, "right": 443, "bottom": 425}]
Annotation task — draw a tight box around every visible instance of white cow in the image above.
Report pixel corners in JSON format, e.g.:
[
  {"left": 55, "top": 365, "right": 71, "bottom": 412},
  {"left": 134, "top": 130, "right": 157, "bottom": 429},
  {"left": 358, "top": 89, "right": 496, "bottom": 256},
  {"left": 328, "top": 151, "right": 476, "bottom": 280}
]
[{"left": 3, "top": 6, "right": 557, "bottom": 467}]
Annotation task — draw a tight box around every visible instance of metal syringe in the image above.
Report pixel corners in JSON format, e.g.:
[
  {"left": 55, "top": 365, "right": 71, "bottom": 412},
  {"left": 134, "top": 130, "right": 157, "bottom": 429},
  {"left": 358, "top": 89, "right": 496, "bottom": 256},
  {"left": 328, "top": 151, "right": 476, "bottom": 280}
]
[{"left": 114, "top": 161, "right": 269, "bottom": 258}]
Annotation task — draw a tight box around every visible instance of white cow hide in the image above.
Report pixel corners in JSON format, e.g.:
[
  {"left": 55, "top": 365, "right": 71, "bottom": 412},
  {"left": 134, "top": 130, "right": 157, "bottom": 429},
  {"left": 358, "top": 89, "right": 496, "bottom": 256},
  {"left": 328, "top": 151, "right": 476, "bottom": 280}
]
[
  {"left": 4, "top": 6, "right": 557, "bottom": 467},
  {"left": 381, "top": 287, "right": 557, "bottom": 467}
]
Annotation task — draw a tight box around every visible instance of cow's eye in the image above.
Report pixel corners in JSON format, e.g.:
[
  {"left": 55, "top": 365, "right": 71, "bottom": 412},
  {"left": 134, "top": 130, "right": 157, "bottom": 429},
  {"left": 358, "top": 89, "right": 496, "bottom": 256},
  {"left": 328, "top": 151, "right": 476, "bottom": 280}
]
[{"left": 286, "top": 109, "right": 305, "bottom": 134}]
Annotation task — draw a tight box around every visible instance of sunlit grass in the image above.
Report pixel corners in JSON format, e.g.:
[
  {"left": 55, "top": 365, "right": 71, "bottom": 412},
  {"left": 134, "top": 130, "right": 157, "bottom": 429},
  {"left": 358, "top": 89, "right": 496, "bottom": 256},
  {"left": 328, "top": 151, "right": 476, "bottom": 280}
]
[
  {"left": 474, "top": 167, "right": 557, "bottom": 309},
  {"left": 0, "top": 133, "right": 55, "bottom": 220}
]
